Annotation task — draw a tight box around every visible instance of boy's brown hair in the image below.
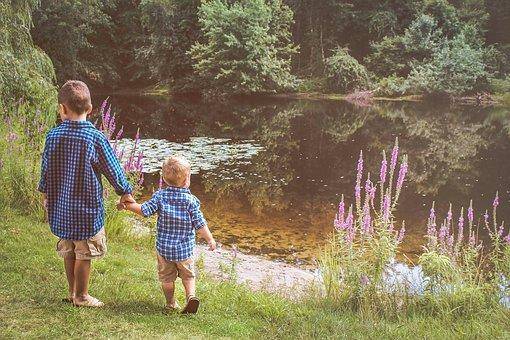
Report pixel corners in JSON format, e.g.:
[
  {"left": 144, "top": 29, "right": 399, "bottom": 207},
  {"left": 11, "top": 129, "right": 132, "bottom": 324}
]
[
  {"left": 162, "top": 156, "right": 191, "bottom": 187},
  {"left": 58, "top": 80, "right": 92, "bottom": 114}
]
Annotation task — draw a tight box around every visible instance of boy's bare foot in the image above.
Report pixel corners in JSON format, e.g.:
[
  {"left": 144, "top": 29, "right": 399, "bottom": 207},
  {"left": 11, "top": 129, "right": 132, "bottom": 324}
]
[
  {"left": 181, "top": 296, "right": 199, "bottom": 314},
  {"left": 73, "top": 295, "right": 104, "bottom": 308}
]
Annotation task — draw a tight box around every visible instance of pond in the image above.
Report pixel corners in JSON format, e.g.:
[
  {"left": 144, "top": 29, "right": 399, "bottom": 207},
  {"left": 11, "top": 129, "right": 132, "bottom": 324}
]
[{"left": 93, "top": 94, "right": 510, "bottom": 267}]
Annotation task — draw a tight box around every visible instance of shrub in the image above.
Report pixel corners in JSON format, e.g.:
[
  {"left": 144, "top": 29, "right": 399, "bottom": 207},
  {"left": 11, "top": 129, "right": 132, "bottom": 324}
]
[
  {"left": 407, "top": 33, "right": 490, "bottom": 96},
  {"left": 376, "top": 75, "right": 409, "bottom": 97},
  {"left": 325, "top": 47, "right": 370, "bottom": 93},
  {"left": 0, "top": 103, "right": 54, "bottom": 216}
]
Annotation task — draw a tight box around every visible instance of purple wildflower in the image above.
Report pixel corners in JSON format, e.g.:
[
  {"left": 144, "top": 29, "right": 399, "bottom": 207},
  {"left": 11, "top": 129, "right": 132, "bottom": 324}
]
[
  {"left": 362, "top": 200, "right": 372, "bottom": 235},
  {"left": 457, "top": 209, "right": 464, "bottom": 244},
  {"left": 6, "top": 132, "right": 18, "bottom": 142},
  {"left": 484, "top": 210, "right": 489, "bottom": 226},
  {"left": 355, "top": 151, "right": 363, "bottom": 208},
  {"left": 498, "top": 222, "right": 505, "bottom": 237},
  {"left": 504, "top": 232, "right": 510, "bottom": 245},
  {"left": 337, "top": 197, "right": 345, "bottom": 227},
  {"left": 395, "top": 160, "right": 408, "bottom": 193},
  {"left": 493, "top": 191, "right": 499, "bottom": 209},
  {"left": 438, "top": 222, "right": 447, "bottom": 246},
  {"left": 360, "top": 274, "right": 370, "bottom": 286},
  {"left": 138, "top": 173, "right": 144, "bottom": 186},
  {"left": 390, "top": 138, "right": 399, "bottom": 172},
  {"left": 382, "top": 194, "right": 391, "bottom": 222},
  {"left": 467, "top": 203, "right": 474, "bottom": 225},
  {"left": 469, "top": 233, "right": 476, "bottom": 247},
  {"left": 159, "top": 172, "right": 164, "bottom": 189},
  {"left": 427, "top": 204, "right": 437, "bottom": 238},
  {"left": 447, "top": 235, "right": 454, "bottom": 252},
  {"left": 345, "top": 207, "right": 355, "bottom": 244},
  {"left": 380, "top": 151, "right": 387, "bottom": 184},
  {"left": 115, "top": 126, "right": 124, "bottom": 141}
]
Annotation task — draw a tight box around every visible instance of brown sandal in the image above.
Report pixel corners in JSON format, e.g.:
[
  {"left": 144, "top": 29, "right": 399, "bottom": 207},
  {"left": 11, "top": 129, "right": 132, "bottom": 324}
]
[{"left": 181, "top": 296, "right": 200, "bottom": 314}]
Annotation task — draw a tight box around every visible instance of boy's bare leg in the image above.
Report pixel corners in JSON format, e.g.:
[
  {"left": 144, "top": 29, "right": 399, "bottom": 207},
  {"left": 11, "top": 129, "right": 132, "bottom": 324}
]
[
  {"left": 182, "top": 277, "right": 196, "bottom": 300},
  {"left": 74, "top": 259, "right": 92, "bottom": 301},
  {"left": 162, "top": 282, "right": 177, "bottom": 307},
  {"left": 64, "top": 256, "right": 76, "bottom": 299}
]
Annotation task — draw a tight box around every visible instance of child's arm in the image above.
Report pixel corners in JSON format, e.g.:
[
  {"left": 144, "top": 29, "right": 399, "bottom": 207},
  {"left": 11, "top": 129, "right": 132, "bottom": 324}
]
[
  {"left": 96, "top": 134, "right": 133, "bottom": 197},
  {"left": 37, "top": 136, "right": 49, "bottom": 195},
  {"left": 189, "top": 196, "right": 216, "bottom": 250},
  {"left": 197, "top": 225, "right": 216, "bottom": 250},
  {"left": 122, "top": 202, "right": 144, "bottom": 216}
]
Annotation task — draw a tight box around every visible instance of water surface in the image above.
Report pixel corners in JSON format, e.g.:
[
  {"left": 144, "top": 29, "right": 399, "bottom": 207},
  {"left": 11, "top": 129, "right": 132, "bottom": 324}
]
[{"left": 94, "top": 95, "right": 510, "bottom": 267}]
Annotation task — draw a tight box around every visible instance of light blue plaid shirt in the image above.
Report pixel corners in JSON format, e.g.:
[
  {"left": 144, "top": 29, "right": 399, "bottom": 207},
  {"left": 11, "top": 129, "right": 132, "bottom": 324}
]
[
  {"left": 38, "top": 120, "right": 132, "bottom": 240},
  {"left": 141, "top": 187, "right": 207, "bottom": 262}
]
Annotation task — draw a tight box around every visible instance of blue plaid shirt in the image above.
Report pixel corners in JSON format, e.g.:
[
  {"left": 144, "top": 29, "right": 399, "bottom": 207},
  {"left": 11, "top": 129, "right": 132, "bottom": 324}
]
[
  {"left": 141, "top": 187, "right": 207, "bottom": 262},
  {"left": 38, "top": 120, "right": 132, "bottom": 240}
]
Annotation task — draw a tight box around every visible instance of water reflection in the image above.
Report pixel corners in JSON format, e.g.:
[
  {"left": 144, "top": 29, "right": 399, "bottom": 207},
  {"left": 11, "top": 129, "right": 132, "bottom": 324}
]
[{"left": 94, "top": 95, "right": 510, "bottom": 266}]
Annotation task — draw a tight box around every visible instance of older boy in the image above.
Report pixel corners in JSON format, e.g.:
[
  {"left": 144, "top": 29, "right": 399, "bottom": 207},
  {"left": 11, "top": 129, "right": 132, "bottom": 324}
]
[
  {"left": 120, "top": 155, "right": 216, "bottom": 314},
  {"left": 38, "top": 80, "right": 134, "bottom": 307}
]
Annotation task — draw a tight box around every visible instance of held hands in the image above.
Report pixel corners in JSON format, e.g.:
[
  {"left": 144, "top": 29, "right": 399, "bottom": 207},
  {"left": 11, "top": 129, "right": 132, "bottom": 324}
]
[{"left": 117, "top": 194, "right": 136, "bottom": 211}]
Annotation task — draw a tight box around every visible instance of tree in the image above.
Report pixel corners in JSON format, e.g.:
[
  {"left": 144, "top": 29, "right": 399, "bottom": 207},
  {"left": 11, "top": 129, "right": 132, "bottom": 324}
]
[
  {"left": 136, "top": 0, "right": 201, "bottom": 92},
  {"left": 0, "top": 0, "right": 55, "bottom": 111},
  {"left": 189, "top": 0, "right": 298, "bottom": 95},
  {"left": 325, "top": 47, "right": 369, "bottom": 93}
]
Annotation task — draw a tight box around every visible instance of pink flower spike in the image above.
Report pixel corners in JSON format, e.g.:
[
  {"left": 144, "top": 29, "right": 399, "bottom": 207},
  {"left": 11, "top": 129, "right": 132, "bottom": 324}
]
[
  {"left": 390, "top": 138, "right": 399, "bottom": 171},
  {"left": 504, "top": 233, "right": 510, "bottom": 245},
  {"left": 493, "top": 191, "right": 499, "bottom": 209},
  {"left": 382, "top": 194, "right": 390, "bottom": 222},
  {"left": 467, "top": 202, "right": 474, "bottom": 225},
  {"left": 484, "top": 211, "right": 489, "bottom": 225},
  {"left": 380, "top": 151, "right": 387, "bottom": 184},
  {"left": 337, "top": 197, "right": 345, "bottom": 226},
  {"left": 457, "top": 210, "right": 464, "bottom": 243},
  {"left": 115, "top": 126, "right": 124, "bottom": 141},
  {"left": 396, "top": 160, "right": 408, "bottom": 192},
  {"left": 498, "top": 222, "right": 505, "bottom": 237},
  {"left": 159, "top": 173, "right": 163, "bottom": 189}
]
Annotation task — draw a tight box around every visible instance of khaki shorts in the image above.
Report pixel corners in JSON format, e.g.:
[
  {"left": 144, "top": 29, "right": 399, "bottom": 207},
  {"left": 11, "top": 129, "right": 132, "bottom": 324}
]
[
  {"left": 157, "top": 254, "right": 195, "bottom": 283},
  {"left": 56, "top": 228, "right": 107, "bottom": 260}
]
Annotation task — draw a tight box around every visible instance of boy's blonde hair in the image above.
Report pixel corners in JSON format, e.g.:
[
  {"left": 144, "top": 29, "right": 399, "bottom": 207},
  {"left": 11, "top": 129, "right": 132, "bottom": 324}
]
[{"left": 162, "top": 155, "right": 191, "bottom": 187}]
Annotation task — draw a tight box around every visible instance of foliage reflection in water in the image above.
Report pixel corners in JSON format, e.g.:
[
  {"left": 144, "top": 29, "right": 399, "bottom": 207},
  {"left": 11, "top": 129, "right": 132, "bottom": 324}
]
[{"left": 93, "top": 94, "right": 510, "bottom": 267}]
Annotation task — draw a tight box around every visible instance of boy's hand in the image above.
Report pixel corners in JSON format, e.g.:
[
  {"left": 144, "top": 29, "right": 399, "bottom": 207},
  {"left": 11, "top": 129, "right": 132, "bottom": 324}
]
[
  {"left": 116, "top": 202, "right": 126, "bottom": 211},
  {"left": 120, "top": 193, "right": 136, "bottom": 204},
  {"left": 208, "top": 239, "right": 217, "bottom": 251}
]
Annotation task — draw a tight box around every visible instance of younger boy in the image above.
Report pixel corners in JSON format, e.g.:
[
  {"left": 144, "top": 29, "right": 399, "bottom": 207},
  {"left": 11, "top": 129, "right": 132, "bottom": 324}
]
[
  {"left": 38, "top": 80, "right": 134, "bottom": 307},
  {"left": 120, "top": 155, "right": 216, "bottom": 314}
]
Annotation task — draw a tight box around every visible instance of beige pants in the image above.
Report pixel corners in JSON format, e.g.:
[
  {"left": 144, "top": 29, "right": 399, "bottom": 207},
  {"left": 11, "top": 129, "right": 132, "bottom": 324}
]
[
  {"left": 56, "top": 228, "right": 107, "bottom": 260},
  {"left": 157, "top": 254, "right": 195, "bottom": 283}
]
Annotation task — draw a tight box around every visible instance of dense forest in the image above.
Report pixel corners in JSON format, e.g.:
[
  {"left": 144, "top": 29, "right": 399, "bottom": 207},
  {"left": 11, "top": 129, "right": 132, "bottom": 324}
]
[{"left": 7, "top": 0, "right": 510, "bottom": 99}]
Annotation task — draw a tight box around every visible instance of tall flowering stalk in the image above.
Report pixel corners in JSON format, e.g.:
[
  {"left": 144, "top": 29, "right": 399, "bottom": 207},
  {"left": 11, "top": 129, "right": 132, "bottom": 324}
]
[
  {"left": 97, "top": 99, "right": 144, "bottom": 186},
  {"left": 422, "top": 191, "right": 510, "bottom": 297},
  {"left": 322, "top": 138, "right": 407, "bottom": 310}
]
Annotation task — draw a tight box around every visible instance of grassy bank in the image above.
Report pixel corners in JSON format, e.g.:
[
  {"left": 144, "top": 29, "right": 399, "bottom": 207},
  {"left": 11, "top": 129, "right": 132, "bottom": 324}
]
[{"left": 1, "top": 212, "right": 509, "bottom": 339}]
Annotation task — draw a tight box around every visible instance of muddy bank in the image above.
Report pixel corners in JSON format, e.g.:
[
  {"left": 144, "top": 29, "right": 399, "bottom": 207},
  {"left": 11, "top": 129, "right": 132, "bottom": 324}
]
[
  {"left": 130, "top": 218, "right": 320, "bottom": 299},
  {"left": 194, "top": 244, "right": 320, "bottom": 299}
]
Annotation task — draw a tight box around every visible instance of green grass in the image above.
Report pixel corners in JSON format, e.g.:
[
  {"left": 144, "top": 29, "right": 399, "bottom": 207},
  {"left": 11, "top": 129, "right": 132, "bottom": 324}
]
[{"left": 1, "top": 212, "right": 510, "bottom": 339}]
